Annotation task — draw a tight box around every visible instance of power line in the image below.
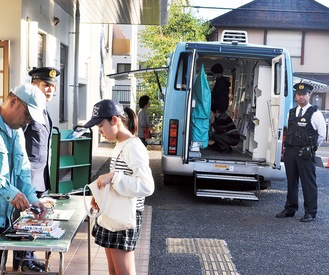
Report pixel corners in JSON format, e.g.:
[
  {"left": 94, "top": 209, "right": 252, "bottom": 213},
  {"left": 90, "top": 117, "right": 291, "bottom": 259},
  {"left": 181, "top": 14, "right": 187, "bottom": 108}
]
[{"left": 183, "top": 5, "right": 329, "bottom": 14}]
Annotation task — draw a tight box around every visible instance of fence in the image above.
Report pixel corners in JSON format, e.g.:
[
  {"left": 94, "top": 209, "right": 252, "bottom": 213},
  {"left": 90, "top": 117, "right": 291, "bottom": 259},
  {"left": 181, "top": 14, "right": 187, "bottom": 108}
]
[{"left": 112, "top": 85, "right": 145, "bottom": 108}]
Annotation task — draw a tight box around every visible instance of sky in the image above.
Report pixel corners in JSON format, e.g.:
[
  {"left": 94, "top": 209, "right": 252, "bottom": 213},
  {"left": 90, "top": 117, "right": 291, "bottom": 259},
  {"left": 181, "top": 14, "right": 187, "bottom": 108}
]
[{"left": 189, "top": 0, "right": 329, "bottom": 20}]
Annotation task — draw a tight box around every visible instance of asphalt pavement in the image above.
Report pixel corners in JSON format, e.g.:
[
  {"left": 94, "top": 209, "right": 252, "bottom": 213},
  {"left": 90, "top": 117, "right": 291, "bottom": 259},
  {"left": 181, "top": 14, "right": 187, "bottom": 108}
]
[
  {"left": 93, "top": 143, "right": 329, "bottom": 275},
  {"left": 145, "top": 148, "right": 329, "bottom": 275}
]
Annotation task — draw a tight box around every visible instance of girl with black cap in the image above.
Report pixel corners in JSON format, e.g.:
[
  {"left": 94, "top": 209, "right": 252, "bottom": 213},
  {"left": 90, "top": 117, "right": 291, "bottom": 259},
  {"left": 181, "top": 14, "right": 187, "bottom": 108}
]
[{"left": 84, "top": 99, "right": 154, "bottom": 275}]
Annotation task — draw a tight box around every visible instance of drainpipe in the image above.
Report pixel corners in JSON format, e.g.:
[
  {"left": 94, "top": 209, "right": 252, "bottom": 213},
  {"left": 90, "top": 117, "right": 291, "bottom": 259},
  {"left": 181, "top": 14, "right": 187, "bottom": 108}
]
[{"left": 73, "top": 1, "right": 80, "bottom": 127}]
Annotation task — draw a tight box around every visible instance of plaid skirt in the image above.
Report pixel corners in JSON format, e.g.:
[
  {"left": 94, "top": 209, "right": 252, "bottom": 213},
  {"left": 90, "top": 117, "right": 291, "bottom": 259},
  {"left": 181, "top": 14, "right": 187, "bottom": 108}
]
[{"left": 92, "top": 211, "right": 142, "bottom": 251}]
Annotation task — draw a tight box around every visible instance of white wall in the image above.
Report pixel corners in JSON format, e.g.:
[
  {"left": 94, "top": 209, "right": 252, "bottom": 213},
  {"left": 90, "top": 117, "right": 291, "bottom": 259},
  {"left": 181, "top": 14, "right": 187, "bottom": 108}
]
[
  {"left": 299, "top": 32, "right": 329, "bottom": 73},
  {"left": 0, "top": 0, "right": 22, "bottom": 88},
  {"left": 21, "top": 0, "right": 75, "bottom": 129}
]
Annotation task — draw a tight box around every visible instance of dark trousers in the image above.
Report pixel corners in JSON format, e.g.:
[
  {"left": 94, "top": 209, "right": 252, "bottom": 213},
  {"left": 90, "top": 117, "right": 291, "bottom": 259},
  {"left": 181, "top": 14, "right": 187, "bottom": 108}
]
[
  {"left": 283, "top": 147, "right": 317, "bottom": 215},
  {"left": 212, "top": 133, "right": 239, "bottom": 151}
]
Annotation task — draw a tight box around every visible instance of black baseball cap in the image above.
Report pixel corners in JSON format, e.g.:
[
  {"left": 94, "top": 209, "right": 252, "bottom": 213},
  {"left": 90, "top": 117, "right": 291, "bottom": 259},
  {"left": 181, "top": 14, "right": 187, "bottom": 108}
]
[
  {"left": 28, "top": 67, "right": 60, "bottom": 85},
  {"left": 84, "top": 99, "right": 125, "bottom": 128},
  {"left": 293, "top": 83, "right": 313, "bottom": 94}
]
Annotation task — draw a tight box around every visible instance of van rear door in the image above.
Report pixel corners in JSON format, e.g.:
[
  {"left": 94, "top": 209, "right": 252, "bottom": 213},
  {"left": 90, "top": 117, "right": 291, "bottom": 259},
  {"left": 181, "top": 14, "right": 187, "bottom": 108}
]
[
  {"left": 183, "top": 48, "right": 197, "bottom": 164},
  {"left": 266, "top": 54, "right": 286, "bottom": 168}
]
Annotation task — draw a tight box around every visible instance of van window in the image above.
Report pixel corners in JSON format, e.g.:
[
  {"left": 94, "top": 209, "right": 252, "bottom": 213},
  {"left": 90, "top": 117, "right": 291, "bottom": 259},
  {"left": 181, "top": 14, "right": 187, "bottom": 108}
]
[
  {"left": 174, "top": 52, "right": 189, "bottom": 91},
  {"left": 274, "top": 61, "right": 282, "bottom": 95}
]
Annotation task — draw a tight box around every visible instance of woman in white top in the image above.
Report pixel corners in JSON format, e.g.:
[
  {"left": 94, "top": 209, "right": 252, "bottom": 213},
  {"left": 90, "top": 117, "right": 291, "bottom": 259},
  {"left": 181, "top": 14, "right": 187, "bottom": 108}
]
[{"left": 84, "top": 99, "right": 154, "bottom": 275}]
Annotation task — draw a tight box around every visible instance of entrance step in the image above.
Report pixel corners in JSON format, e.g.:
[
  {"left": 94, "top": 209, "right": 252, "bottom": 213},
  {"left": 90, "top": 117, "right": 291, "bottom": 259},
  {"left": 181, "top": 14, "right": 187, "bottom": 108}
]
[{"left": 194, "top": 172, "right": 260, "bottom": 201}]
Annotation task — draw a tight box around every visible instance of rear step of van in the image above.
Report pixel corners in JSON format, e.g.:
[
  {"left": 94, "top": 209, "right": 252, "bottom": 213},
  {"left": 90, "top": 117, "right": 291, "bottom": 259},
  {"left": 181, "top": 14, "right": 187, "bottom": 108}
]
[{"left": 193, "top": 172, "right": 260, "bottom": 201}]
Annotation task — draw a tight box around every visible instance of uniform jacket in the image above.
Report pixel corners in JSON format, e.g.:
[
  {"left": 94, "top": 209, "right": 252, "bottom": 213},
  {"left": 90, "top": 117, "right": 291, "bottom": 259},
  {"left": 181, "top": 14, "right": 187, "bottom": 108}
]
[
  {"left": 285, "top": 106, "right": 318, "bottom": 148},
  {"left": 24, "top": 109, "right": 52, "bottom": 192},
  {"left": 0, "top": 116, "right": 38, "bottom": 228}
]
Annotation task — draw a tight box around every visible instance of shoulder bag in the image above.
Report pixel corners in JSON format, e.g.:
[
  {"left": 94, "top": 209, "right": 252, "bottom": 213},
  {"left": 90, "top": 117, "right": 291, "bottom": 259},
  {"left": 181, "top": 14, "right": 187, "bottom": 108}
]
[{"left": 83, "top": 146, "right": 136, "bottom": 231}]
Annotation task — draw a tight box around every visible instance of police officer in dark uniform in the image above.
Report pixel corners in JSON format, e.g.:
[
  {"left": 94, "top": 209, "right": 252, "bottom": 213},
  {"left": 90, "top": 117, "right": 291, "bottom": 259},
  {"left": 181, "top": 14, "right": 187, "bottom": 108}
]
[
  {"left": 13, "top": 67, "right": 60, "bottom": 272},
  {"left": 276, "top": 83, "right": 326, "bottom": 222},
  {"left": 25, "top": 67, "right": 60, "bottom": 197}
]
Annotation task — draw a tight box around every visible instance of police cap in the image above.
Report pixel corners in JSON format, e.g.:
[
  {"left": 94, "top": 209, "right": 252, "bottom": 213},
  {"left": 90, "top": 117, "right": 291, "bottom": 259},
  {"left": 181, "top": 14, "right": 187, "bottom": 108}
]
[
  {"left": 293, "top": 83, "right": 313, "bottom": 94},
  {"left": 28, "top": 67, "right": 60, "bottom": 85}
]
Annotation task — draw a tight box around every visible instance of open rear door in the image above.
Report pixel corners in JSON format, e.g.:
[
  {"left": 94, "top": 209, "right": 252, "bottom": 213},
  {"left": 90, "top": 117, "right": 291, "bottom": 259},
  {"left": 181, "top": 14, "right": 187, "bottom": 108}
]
[
  {"left": 266, "top": 54, "right": 286, "bottom": 168},
  {"left": 182, "top": 49, "right": 197, "bottom": 164}
]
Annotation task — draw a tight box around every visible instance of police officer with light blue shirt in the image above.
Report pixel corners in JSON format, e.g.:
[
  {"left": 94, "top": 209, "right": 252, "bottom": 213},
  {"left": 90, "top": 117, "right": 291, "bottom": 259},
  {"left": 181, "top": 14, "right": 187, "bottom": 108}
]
[{"left": 276, "top": 83, "right": 326, "bottom": 222}]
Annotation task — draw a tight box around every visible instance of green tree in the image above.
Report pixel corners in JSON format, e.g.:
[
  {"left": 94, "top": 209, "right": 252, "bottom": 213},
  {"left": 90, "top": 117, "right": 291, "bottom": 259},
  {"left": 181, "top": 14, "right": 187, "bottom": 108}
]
[{"left": 137, "top": 0, "right": 214, "bottom": 125}]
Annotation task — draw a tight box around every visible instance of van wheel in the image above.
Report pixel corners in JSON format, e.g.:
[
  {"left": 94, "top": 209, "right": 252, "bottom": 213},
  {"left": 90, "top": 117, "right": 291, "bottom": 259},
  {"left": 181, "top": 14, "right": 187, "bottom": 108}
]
[{"left": 260, "top": 180, "right": 271, "bottom": 190}]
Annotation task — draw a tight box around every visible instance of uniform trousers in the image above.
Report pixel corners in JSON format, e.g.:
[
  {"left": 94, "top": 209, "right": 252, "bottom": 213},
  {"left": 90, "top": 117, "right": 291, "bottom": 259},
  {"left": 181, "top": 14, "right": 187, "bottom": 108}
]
[{"left": 283, "top": 147, "right": 317, "bottom": 216}]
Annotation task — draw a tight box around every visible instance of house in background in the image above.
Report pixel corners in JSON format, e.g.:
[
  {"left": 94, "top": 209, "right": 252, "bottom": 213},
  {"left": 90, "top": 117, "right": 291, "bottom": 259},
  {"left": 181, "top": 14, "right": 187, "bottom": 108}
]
[
  {"left": 110, "top": 24, "right": 150, "bottom": 110},
  {"left": 209, "top": 0, "right": 329, "bottom": 111}
]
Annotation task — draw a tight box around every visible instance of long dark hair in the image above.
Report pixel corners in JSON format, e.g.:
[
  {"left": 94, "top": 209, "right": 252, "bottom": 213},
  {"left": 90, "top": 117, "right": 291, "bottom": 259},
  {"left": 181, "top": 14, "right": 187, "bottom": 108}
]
[{"left": 120, "top": 107, "right": 138, "bottom": 135}]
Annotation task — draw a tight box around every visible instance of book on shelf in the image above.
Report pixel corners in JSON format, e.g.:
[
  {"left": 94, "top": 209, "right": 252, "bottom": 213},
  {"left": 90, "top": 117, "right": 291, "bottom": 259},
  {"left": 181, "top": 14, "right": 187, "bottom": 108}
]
[
  {"left": 65, "top": 128, "right": 88, "bottom": 139},
  {"left": 13, "top": 218, "right": 60, "bottom": 233},
  {"left": 32, "top": 227, "right": 65, "bottom": 239},
  {"left": 17, "top": 218, "right": 54, "bottom": 226},
  {"left": 21, "top": 209, "right": 76, "bottom": 221}
]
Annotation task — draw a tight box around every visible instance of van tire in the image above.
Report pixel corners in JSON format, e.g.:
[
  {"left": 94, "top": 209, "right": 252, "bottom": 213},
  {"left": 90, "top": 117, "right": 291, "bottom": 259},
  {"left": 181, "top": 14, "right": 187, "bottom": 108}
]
[{"left": 260, "top": 180, "right": 271, "bottom": 190}]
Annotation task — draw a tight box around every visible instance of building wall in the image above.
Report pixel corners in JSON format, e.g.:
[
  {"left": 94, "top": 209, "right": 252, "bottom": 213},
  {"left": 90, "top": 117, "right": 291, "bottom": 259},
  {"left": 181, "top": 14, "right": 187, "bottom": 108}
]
[
  {"left": 301, "top": 31, "right": 329, "bottom": 73},
  {"left": 215, "top": 27, "right": 329, "bottom": 74},
  {"left": 0, "top": 0, "right": 76, "bottom": 129},
  {"left": 0, "top": 0, "right": 22, "bottom": 88},
  {"left": 0, "top": 0, "right": 114, "bottom": 132},
  {"left": 111, "top": 25, "right": 149, "bottom": 111}
]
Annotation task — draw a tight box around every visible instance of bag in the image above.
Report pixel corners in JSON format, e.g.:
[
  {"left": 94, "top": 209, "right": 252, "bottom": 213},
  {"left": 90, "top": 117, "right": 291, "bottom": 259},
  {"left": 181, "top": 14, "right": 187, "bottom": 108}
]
[
  {"left": 144, "top": 128, "right": 150, "bottom": 139},
  {"left": 84, "top": 180, "right": 136, "bottom": 232},
  {"left": 83, "top": 143, "right": 136, "bottom": 231}
]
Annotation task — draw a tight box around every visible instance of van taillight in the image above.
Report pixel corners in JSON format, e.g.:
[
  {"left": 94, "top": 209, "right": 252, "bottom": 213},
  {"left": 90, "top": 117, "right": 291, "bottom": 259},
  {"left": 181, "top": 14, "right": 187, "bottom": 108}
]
[{"left": 168, "top": 119, "right": 179, "bottom": 155}]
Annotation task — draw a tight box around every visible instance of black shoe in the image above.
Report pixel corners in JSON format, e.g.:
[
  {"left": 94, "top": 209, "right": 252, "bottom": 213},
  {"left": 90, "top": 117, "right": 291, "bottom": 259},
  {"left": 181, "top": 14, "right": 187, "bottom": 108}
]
[
  {"left": 21, "top": 260, "right": 43, "bottom": 272},
  {"left": 32, "top": 259, "right": 46, "bottom": 271},
  {"left": 300, "top": 213, "right": 316, "bottom": 222},
  {"left": 276, "top": 210, "right": 295, "bottom": 218}
]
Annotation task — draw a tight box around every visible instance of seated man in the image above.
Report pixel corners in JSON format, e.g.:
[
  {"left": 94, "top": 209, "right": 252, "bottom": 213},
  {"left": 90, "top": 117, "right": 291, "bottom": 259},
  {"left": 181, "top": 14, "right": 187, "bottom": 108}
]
[{"left": 209, "top": 111, "right": 240, "bottom": 153}]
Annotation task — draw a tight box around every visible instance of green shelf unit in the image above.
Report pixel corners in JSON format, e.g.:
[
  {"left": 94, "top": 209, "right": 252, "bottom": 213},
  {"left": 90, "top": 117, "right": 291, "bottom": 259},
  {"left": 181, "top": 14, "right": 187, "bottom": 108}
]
[
  {"left": 59, "top": 155, "right": 91, "bottom": 168},
  {"left": 50, "top": 126, "right": 93, "bottom": 194},
  {"left": 58, "top": 180, "right": 74, "bottom": 194}
]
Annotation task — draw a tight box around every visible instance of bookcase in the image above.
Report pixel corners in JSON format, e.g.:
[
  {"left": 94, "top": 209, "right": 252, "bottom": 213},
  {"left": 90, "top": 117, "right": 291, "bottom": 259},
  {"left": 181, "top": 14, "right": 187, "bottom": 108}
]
[{"left": 50, "top": 126, "right": 93, "bottom": 194}]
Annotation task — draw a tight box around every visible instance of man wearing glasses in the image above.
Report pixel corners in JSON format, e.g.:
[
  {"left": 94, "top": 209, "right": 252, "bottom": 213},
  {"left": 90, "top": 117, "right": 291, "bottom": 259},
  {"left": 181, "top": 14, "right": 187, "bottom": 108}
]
[
  {"left": 0, "top": 84, "right": 47, "bottom": 270},
  {"left": 13, "top": 67, "right": 60, "bottom": 272}
]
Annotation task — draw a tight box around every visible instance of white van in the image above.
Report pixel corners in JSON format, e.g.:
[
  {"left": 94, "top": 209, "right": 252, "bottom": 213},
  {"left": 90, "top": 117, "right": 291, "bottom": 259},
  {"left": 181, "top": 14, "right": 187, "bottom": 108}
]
[
  {"left": 160, "top": 30, "right": 294, "bottom": 200},
  {"left": 109, "top": 30, "right": 294, "bottom": 201}
]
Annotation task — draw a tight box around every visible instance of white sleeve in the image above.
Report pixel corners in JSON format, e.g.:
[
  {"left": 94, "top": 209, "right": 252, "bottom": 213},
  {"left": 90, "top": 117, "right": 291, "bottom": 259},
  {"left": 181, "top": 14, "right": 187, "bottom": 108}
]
[
  {"left": 111, "top": 138, "right": 154, "bottom": 197},
  {"left": 311, "top": 110, "right": 327, "bottom": 146}
]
